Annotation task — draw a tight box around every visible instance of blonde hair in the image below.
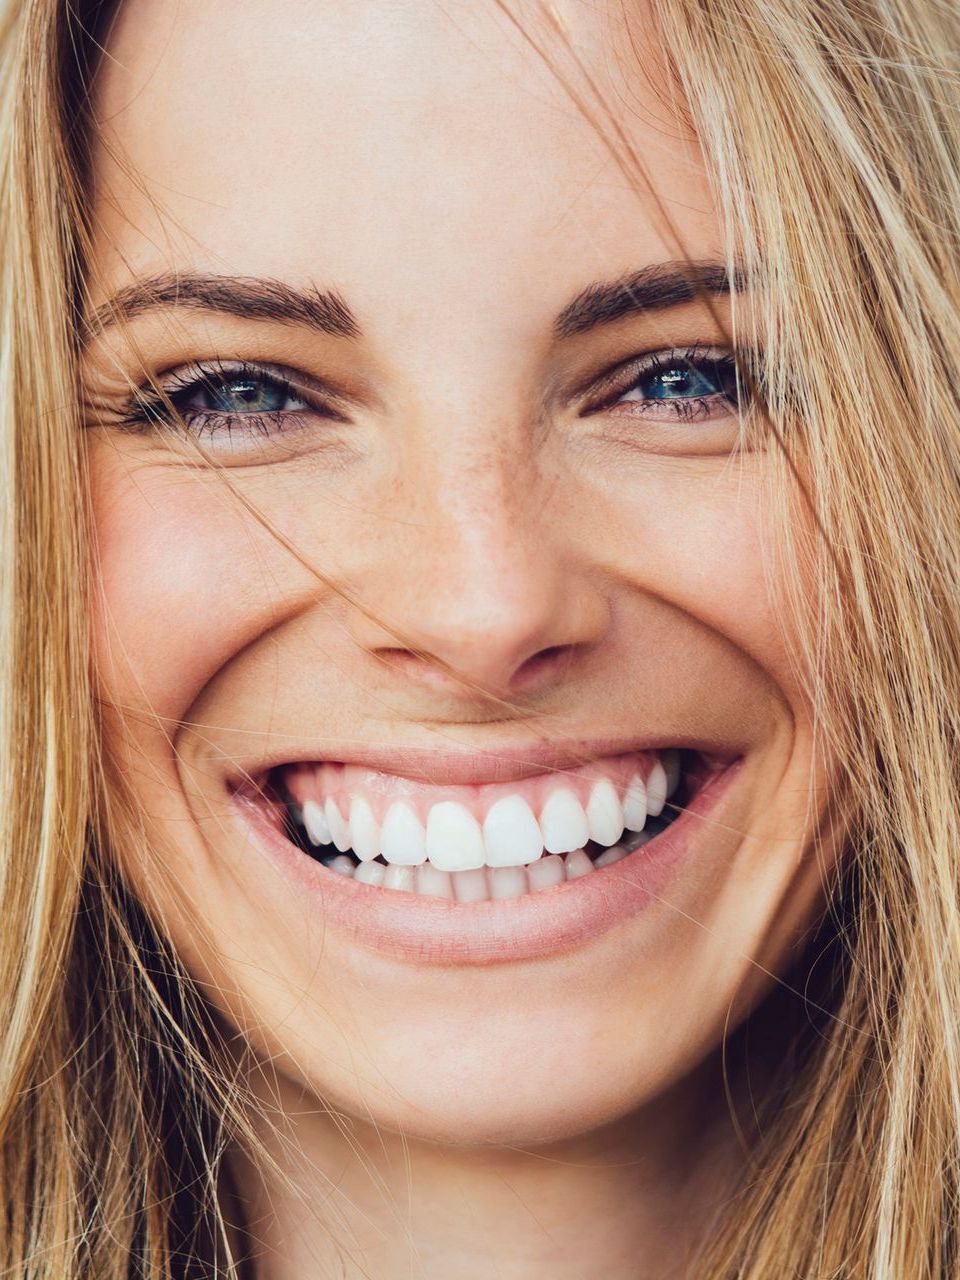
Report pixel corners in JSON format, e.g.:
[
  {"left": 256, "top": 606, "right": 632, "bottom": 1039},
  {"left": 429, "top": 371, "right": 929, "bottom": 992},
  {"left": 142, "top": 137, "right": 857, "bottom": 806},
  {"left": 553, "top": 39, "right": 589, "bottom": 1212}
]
[{"left": 1, "top": 0, "right": 959, "bottom": 1274}]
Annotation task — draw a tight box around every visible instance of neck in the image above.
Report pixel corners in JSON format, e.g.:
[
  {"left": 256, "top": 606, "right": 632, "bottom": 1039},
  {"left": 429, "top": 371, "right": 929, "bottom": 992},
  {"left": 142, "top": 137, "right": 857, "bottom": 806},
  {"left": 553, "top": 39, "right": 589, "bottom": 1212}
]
[{"left": 229, "top": 1055, "right": 742, "bottom": 1280}]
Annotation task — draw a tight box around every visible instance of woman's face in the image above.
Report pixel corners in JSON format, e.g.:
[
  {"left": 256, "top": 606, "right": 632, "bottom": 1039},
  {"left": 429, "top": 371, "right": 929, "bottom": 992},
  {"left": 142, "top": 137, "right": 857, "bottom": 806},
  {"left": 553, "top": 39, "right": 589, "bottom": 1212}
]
[{"left": 85, "top": 0, "right": 829, "bottom": 1144}]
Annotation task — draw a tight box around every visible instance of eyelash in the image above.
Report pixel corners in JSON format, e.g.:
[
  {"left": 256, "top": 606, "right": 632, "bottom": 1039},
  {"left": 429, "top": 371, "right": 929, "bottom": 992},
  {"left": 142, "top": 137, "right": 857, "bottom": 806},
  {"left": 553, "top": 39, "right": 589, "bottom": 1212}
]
[
  {"left": 118, "top": 359, "right": 343, "bottom": 440},
  {"left": 580, "top": 344, "right": 743, "bottom": 423},
  {"left": 119, "top": 346, "right": 745, "bottom": 442}
]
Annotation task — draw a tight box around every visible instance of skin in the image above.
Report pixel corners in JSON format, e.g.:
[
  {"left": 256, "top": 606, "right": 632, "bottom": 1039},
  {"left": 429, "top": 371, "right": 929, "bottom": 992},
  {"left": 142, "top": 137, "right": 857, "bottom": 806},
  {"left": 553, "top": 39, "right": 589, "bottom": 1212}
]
[{"left": 82, "top": 1, "right": 833, "bottom": 1275}]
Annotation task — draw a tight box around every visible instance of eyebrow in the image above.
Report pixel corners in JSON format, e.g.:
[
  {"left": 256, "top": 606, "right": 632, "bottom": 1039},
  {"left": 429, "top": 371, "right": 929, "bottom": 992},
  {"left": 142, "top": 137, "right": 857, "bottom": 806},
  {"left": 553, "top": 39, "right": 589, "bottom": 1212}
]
[
  {"left": 553, "top": 260, "right": 744, "bottom": 339},
  {"left": 85, "top": 272, "right": 361, "bottom": 340},
  {"left": 85, "top": 259, "right": 741, "bottom": 345}
]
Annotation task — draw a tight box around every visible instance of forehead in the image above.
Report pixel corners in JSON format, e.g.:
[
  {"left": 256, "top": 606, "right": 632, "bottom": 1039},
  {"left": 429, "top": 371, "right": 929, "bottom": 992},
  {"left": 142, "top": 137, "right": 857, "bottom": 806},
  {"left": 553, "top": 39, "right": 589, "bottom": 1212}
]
[{"left": 89, "top": 0, "right": 719, "bottom": 330}]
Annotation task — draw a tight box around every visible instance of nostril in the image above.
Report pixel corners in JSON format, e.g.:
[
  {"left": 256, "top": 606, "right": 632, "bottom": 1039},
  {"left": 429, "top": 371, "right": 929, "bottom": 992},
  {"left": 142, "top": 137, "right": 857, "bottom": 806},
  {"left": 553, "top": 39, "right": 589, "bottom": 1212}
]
[
  {"left": 366, "top": 642, "right": 578, "bottom": 700},
  {"left": 374, "top": 648, "right": 422, "bottom": 667},
  {"left": 508, "top": 644, "right": 576, "bottom": 694}
]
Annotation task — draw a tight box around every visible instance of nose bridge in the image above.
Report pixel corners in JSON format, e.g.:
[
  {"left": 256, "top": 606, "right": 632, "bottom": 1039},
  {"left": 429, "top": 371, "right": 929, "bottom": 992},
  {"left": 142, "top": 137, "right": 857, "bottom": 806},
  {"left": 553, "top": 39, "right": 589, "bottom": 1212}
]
[
  {"left": 429, "top": 417, "right": 528, "bottom": 542},
  {"left": 348, "top": 415, "right": 606, "bottom": 697},
  {"left": 430, "top": 440, "right": 541, "bottom": 618}
]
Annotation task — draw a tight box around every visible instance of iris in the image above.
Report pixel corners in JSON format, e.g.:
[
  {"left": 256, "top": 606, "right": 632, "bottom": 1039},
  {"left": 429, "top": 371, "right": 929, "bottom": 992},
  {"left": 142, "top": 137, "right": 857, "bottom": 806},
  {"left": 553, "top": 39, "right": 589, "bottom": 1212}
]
[
  {"left": 628, "top": 356, "right": 737, "bottom": 403},
  {"left": 200, "top": 373, "right": 291, "bottom": 414},
  {"left": 646, "top": 365, "right": 720, "bottom": 399}
]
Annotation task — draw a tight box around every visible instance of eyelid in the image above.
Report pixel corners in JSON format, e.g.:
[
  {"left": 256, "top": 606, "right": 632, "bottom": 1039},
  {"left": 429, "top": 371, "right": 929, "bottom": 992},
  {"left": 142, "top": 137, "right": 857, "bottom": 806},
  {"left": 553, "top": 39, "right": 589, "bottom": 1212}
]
[
  {"left": 125, "top": 358, "right": 359, "bottom": 436},
  {"left": 147, "top": 357, "right": 344, "bottom": 407},
  {"left": 591, "top": 343, "right": 732, "bottom": 396},
  {"left": 575, "top": 343, "right": 737, "bottom": 413}
]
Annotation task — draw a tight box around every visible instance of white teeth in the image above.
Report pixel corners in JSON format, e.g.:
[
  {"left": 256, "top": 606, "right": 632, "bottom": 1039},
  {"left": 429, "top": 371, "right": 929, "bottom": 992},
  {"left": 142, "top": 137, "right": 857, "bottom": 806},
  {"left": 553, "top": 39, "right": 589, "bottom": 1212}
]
[
  {"left": 349, "top": 796, "right": 380, "bottom": 862},
  {"left": 302, "top": 799, "right": 331, "bottom": 847},
  {"left": 527, "top": 854, "right": 565, "bottom": 891},
  {"left": 646, "top": 759, "right": 667, "bottom": 816},
  {"left": 453, "top": 867, "right": 488, "bottom": 902},
  {"left": 539, "top": 789, "right": 590, "bottom": 854},
  {"left": 379, "top": 801, "right": 427, "bottom": 865},
  {"left": 564, "top": 849, "right": 594, "bottom": 879},
  {"left": 482, "top": 795, "right": 543, "bottom": 867},
  {"left": 354, "top": 860, "right": 386, "bottom": 887},
  {"left": 487, "top": 865, "right": 528, "bottom": 899},
  {"left": 663, "top": 749, "right": 681, "bottom": 798},
  {"left": 327, "top": 854, "right": 356, "bottom": 876},
  {"left": 299, "top": 750, "right": 685, "bottom": 887},
  {"left": 324, "top": 798, "right": 352, "bottom": 852},
  {"left": 593, "top": 844, "right": 628, "bottom": 868},
  {"left": 585, "top": 779, "right": 624, "bottom": 847},
  {"left": 416, "top": 862, "right": 454, "bottom": 899},
  {"left": 382, "top": 864, "right": 416, "bottom": 893},
  {"left": 425, "top": 801, "right": 485, "bottom": 871},
  {"left": 622, "top": 774, "right": 647, "bottom": 831}
]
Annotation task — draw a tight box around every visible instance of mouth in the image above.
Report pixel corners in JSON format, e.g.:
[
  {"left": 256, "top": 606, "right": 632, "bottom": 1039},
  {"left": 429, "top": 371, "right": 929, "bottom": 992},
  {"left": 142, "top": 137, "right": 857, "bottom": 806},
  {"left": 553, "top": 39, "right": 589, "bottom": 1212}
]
[{"left": 237, "top": 746, "right": 726, "bottom": 904}]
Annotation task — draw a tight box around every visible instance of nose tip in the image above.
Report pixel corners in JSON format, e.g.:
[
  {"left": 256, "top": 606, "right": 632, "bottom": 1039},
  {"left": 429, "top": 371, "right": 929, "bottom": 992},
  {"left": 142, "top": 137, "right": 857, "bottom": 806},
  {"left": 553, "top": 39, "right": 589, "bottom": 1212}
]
[
  {"left": 338, "top": 423, "right": 614, "bottom": 703},
  {"left": 346, "top": 507, "right": 609, "bottom": 703}
]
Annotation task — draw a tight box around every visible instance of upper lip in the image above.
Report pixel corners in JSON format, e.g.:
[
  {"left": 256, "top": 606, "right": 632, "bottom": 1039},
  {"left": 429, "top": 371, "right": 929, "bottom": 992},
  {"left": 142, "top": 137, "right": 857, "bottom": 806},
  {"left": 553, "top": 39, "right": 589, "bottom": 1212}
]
[{"left": 223, "top": 733, "right": 743, "bottom": 792}]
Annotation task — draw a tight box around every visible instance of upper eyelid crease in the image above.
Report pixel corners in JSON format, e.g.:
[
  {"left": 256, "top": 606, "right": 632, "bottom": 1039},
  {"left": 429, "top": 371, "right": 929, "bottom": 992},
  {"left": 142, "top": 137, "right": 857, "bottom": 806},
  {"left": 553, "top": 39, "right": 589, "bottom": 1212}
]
[
  {"left": 135, "top": 366, "right": 299, "bottom": 411},
  {"left": 573, "top": 343, "right": 737, "bottom": 403},
  {"left": 142, "top": 358, "right": 346, "bottom": 406},
  {"left": 147, "top": 364, "right": 298, "bottom": 400}
]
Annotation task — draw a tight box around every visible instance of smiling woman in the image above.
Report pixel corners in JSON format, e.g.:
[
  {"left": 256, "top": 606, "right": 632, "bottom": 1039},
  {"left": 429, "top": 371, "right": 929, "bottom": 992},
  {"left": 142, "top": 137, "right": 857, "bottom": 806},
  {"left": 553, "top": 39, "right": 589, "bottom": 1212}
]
[{"left": 1, "top": 0, "right": 959, "bottom": 1277}]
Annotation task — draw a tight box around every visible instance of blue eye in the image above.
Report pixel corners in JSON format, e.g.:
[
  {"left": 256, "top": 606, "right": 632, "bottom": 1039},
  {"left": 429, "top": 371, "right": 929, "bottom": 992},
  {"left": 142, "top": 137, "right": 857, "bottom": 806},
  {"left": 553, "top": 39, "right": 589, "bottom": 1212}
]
[
  {"left": 636, "top": 364, "right": 726, "bottom": 401},
  {"left": 122, "top": 360, "right": 348, "bottom": 443},
  {"left": 618, "top": 353, "right": 739, "bottom": 409},
  {"left": 198, "top": 372, "right": 299, "bottom": 415},
  {"left": 582, "top": 346, "right": 744, "bottom": 425}
]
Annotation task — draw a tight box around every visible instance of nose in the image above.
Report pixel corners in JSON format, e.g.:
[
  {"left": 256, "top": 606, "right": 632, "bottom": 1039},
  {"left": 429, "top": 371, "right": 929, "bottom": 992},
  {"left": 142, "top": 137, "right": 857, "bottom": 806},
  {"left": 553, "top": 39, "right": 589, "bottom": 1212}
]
[{"left": 346, "top": 448, "right": 609, "bottom": 702}]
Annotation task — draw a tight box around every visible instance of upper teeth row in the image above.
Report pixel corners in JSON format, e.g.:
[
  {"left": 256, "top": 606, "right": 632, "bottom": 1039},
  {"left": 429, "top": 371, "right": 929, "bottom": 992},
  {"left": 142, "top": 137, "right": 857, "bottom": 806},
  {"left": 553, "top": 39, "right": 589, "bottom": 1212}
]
[{"left": 296, "top": 753, "right": 680, "bottom": 872}]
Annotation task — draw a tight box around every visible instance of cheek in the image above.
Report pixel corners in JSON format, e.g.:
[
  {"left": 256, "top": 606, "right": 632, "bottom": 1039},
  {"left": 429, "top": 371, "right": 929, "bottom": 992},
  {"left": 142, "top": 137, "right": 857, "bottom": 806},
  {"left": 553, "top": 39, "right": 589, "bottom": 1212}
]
[
  {"left": 603, "top": 458, "right": 803, "bottom": 702},
  {"left": 90, "top": 455, "right": 290, "bottom": 720},
  {"left": 90, "top": 439, "right": 805, "bottom": 735}
]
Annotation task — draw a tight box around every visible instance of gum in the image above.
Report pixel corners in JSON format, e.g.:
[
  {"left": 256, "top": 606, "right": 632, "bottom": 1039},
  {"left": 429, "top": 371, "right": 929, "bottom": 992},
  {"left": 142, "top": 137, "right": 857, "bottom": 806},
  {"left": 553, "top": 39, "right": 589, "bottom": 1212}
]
[{"left": 281, "top": 750, "right": 663, "bottom": 825}]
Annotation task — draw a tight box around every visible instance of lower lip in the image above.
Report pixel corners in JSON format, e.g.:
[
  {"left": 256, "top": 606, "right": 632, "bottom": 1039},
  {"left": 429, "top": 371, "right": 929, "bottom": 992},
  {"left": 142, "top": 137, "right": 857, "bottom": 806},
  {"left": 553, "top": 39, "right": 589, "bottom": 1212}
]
[{"left": 235, "top": 760, "right": 742, "bottom": 967}]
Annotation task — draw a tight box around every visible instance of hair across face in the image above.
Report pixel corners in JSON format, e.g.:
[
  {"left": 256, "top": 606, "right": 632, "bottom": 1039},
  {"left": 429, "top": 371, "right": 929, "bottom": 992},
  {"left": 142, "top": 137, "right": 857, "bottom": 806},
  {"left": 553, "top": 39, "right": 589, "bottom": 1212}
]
[
  {"left": 79, "top": 0, "right": 832, "bottom": 1158},
  {"left": 2, "top": 0, "right": 959, "bottom": 1274}
]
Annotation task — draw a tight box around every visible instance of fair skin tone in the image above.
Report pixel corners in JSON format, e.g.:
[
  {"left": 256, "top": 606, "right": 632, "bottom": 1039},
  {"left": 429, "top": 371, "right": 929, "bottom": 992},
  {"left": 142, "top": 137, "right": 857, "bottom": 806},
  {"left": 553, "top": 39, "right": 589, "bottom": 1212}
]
[{"left": 82, "top": 1, "right": 833, "bottom": 1275}]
